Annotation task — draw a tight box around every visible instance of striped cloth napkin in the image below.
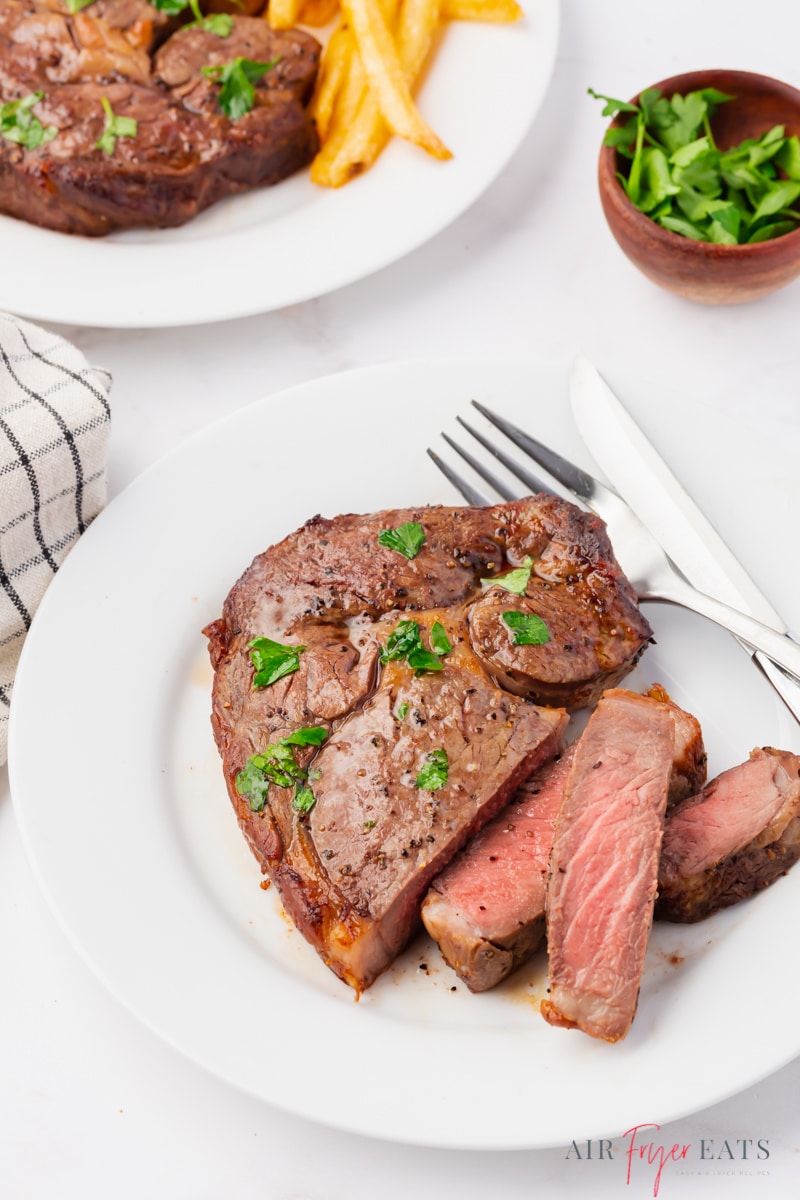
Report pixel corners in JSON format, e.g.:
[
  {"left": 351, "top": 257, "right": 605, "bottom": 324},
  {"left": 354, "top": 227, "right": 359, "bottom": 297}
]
[{"left": 0, "top": 312, "right": 112, "bottom": 765}]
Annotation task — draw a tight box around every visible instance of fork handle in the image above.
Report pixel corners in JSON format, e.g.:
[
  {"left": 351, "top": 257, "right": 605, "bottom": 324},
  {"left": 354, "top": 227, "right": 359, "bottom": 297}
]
[
  {"left": 753, "top": 651, "right": 800, "bottom": 727},
  {"left": 645, "top": 574, "right": 800, "bottom": 686}
]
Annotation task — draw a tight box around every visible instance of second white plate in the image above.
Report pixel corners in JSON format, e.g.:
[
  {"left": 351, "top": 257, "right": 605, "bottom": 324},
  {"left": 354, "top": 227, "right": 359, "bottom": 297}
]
[{"left": 0, "top": 3, "right": 558, "bottom": 328}]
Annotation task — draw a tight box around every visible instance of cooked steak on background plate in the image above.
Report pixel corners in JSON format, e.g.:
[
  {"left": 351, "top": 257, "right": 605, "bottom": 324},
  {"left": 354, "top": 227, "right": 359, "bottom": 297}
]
[
  {"left": 204, "top": 496, "right": 653, "bottom": 992},
  {"left": 0, "top": 3, "right": 320, "bottom": 235}
]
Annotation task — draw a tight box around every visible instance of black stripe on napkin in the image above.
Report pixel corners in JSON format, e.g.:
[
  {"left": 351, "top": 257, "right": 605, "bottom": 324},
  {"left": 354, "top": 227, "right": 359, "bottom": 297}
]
[
  {"left": 0, "top": 338, "right": 104, "bottom": 538},
  {"left": 0, "top": 412, "right": 58, "bottom": 576},
  {"left": 0, "top": 540, "right": 31, "bottom": 632}
]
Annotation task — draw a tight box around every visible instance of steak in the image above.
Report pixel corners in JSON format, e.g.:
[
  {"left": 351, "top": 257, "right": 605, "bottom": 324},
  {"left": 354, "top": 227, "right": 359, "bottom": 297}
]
[
  {"left": 204, "top": 496, "right": 651, "bottom": 991},
  {"left": 541, "top": 688, "right": 674, "bottom": 1041},
  {"left": 644, "top": 683, "right": 707, "bottom": 807},
  {"left": 0, "top": 5, "right": 320, "bottom": 235},
  {"left": 657, "top": 746, "right": 800, "bottom": 923},
  {"left": 421, "top": 744, "right": 575, "bottom": 992},
  {"left": 420, "top": 683, "right": 703, "bottom": 993}
]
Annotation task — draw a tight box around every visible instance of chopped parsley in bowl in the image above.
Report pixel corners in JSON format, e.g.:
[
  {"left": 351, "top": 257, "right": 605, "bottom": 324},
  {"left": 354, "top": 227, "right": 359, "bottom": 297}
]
[{"left": 595, "top": 69, "right": 800, "bottom": 304}]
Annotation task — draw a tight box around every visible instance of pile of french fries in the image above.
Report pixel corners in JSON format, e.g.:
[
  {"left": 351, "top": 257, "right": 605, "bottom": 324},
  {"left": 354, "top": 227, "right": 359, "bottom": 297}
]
[{"left": 265, "top": 0, "right": 524, "bottom": 187}]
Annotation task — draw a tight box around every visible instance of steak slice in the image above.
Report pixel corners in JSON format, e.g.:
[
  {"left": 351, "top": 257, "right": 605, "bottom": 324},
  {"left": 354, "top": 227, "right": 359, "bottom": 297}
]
[
  {"left": 421, "top": 744, "right": 574, "bottom": 992},
  {"left": 644, "top": 683, "right": 707, "bottom": 807},
  {"left": 0, "top": 8, "right": 320, "bottom": 235},
  {"left": 656, "top": 747, "right": 800, "bottom": 923},
  {"left": 420, "top": 683, "right": 703, "bottom": 993},
  {"left": 205, "top": 496, "right": 649, "bottom": 991},
  {"left": 541, "top": 689, "right": 674, "bottom": 1041}
]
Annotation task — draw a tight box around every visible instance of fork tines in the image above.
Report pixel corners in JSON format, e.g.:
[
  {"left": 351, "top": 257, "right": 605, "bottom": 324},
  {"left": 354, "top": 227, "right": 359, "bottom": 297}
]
[
  {"left": 469, "top": 401, "right": 596, "bottom": 501},
  {"left": 429, "top": 400, "right": 584, "bottom": 509}
]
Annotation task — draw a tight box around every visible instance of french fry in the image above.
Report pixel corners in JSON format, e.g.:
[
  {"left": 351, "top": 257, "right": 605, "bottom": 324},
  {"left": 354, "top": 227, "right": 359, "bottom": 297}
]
[
  {"left": 311, "top": 89, "right": 388, "bottom": 186},
  {"left": 309, "top": 0, "right": 522, "bottom": 185},
  {"left": 442, "top": 0, "right": 523, "bottom": 20},
  {"left": 267, "top": 0, "right": 304, "bottom": 30},
  {"left": 309, "top": 23, "right": 355, "bottom": 141},
  {"left": 395, "top": 0, "right": 442, "bottom": 81},
  {"left": 298, "top": 0, "right": 341, "bottom": 26},
  {"left": 312, "top": 0, "right": 445, "bottom": 187},
  {"left": 341, "top": 0, "right": 451, "bottom": 160}
]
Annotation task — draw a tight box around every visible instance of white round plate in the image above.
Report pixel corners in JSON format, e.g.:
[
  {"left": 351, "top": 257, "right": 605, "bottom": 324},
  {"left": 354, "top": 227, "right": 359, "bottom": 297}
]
[
  {"left": 9, "top": 360, "right": 800, "bottom": 1150},
  {"left": 0, "top": 3, "right": 558, "bottom": 329}
]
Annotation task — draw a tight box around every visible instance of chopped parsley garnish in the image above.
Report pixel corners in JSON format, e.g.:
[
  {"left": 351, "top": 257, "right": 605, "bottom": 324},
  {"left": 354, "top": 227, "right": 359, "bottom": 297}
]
[
  {"left": 96, "top": 97, "right": 137, "bottom": 156},
  {"left": 380, "top": 619, "right": 450, "bottom": 675},
  {"left": 196, "top": 10, "right": 234, "bottom": 35},
  {"left": 381, "top": 620, "right": 423, "bottom": 663},
  {"left": 377, "top": 521, "right": 426, "bottom": 560},
  {"left": 235, "top": 756, "right": 272, "bottom": 812},
  {"left": 430, "top": 620, "right": 452, "bottom": 657},
  {"left": 202, "top": 57, "right": 280, "bottom": 120},
  {"left": 149, "top": 0, "right": 190, "bottom": 13},
  {"left": 65, "top": 0, "right": 97, "bottom": 11},
  {"left": 364, "top": 819, "right": 376, "bottom": 829},
  {"left": 292, "top": 786, "right": 317, "bottom": 814},
  {"left": 415, "top": 748, "right": 449, "bottom": 792},
  {"left": 149, "top": 0, "right": 232, "bottom": 29},
  {"left": 282, "top": 726, "right": 328, "bottom": 747},
  {"left": 0, "top": 92, "right": 57, "bottom": 151},
  {"left": 235, "top": 726, "right": 328, "bottom": 814},
  {"left": 590, "top": 85, "right": 800, "bottom": 244},
  {"left": 395, "top": 702, "right": 409, "bottom": 721},
  {"left": 248, "top": 637, "right": 306, "bottom": 688},
  {"left": 502, "top": 610, "right": 550, "bottom": 646},
  {"left": 481, "top": 557, "right": 533, "bottom": 596}
]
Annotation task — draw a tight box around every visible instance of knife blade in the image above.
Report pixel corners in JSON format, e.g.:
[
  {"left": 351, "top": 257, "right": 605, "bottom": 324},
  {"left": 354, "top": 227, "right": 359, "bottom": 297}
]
[{"left": 569, "top": 356, "right": 800, "bottom": 724}]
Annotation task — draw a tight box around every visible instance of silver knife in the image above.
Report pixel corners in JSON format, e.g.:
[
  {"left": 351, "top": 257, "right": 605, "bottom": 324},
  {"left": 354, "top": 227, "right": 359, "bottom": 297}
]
[{"left": 569, "top": 356, "right": 800, "bottom": 726}]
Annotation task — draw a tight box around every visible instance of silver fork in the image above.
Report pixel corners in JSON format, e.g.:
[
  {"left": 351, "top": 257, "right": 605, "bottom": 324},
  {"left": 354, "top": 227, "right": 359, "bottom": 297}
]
[{"left": 428, "top": 400, "right": 800, "bottom": 687}]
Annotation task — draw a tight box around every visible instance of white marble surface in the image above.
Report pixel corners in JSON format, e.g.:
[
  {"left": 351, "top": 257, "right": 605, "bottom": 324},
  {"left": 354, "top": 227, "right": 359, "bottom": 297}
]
[{"left": 3, "top": 0, "right": 800, "bottom": 1194}]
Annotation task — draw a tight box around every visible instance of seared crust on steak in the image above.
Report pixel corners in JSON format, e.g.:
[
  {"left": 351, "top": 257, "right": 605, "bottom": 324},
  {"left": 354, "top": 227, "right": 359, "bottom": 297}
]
[
  {"left": 656, "top": 747, "right": 800, "bottom": 923},
  {"left": 0, "top": 5, "right": 320, "bottom": 235},
  {"left": 205, "top": 496, "right": 651, "bottom": 991},
  {"left": 468, "top": 495, "right": 652, "bottom": 707}
]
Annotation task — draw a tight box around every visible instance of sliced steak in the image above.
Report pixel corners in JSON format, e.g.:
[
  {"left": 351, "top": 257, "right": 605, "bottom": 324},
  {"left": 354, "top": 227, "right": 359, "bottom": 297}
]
[
  {"left": 644, "top": 683, "right": 707, "bottom": 807},
  {"left": 420, "top": 683, "right": 703, "bottom": 992},
  {"left": 0, "top": 7, "right": 320, "bottom": 235},
  {"left": 541, "top": 688, "right": 674, "bottom": 1042},
  {"left": 421, "top": 744, "right": 574, "bottom": 992},
  {"left": 656, "top": 747, "right": 800, "bottom": 923},
  {"left": 205, "top": 496, "right": 649, "bottom": 991}
]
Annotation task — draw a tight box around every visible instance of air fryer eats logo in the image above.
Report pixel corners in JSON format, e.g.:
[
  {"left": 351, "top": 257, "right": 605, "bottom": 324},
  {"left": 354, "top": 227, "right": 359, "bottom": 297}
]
[{"left": 566, "top": 1125, "right": 770, "bottom": 1197}]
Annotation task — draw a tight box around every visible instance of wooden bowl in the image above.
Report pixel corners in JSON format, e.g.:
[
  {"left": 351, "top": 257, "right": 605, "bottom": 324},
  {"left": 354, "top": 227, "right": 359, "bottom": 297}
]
[{"left": 598, "top": 69, "right": 800, "bottom": 304}]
